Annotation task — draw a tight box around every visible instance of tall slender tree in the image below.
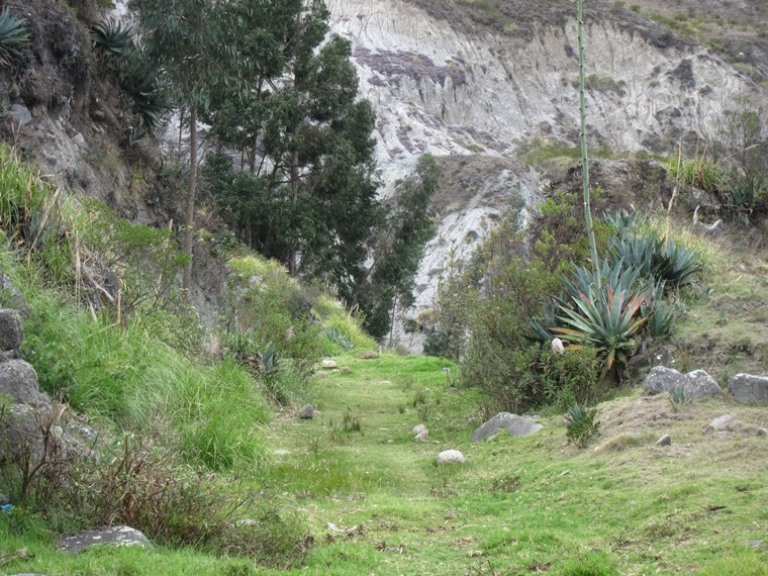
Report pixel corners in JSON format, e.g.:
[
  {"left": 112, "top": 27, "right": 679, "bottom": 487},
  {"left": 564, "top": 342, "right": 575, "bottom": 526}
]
[{"left": 130, "top": 0, "right": 230, "bottom": 290}]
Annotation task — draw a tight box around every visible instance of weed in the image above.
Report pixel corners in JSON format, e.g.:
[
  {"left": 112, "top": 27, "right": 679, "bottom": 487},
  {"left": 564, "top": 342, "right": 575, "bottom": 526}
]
[
  {"left": 669, "top": 384, "right": 687, "bottom": 412},
  {"left": 342, "top": 408, "right": 362, "bottom": 433}
]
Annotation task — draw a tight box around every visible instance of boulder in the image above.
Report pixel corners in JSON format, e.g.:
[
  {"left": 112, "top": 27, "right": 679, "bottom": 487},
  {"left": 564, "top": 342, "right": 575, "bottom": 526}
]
[
  {"left": 682, "top": 369, "right": 722, "bottom": 400},
  {"left": 9, "top": 104, "right": 32, "bottom": 126},
  {"left": 729, "top": 374, "right": 768, "bottom": 405},
  {"left": 436, "top": 449, "right": 465, "bottom": 465},
  {"left": 706, "top": 414, "right": 734, "bottom": 433},
  {"left": 0, "top": 403, "right": 67, "bottom": 464},
  {"left": 58, "top": 525, "right": 152, "bottom": 553},
  {"left": 642, "top": 366, "right": 684, "bottom": 395},
  {"left": 471, "top": 412, "right": 542, "bottom": 443},
  {"left": 321, "top": 359, "right": 337, "bottom": 369},
  {"left": 298, "top": 404, "right": 315, "bottom": 419},
  {"left": 0, "top": 309, "right": 24, "bottom": 352},
  {"left": 0, "top": 360, "right": 49, "bottom": 407}
]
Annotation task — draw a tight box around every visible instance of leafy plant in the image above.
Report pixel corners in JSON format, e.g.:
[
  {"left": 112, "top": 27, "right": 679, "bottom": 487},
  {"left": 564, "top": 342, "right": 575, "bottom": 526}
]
[
  {"left": 0, "top": 8, "right": 30, "bottom": 69},
  {"left": 643, "top": 298, "right": 677, "bottom": 339},
  {"left": 565, "top": 403, "right": 601, "bottom": 448}
]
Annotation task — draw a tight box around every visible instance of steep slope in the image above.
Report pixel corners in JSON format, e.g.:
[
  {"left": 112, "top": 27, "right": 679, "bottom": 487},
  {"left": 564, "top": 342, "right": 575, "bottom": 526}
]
[{"left": 326, "top": 0, "right": 767, "bottom": 350}]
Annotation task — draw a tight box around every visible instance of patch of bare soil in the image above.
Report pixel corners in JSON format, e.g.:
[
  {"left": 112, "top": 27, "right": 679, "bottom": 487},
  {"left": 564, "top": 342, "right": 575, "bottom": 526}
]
[
  {"left": 431, "top": 154, "right": 524, "bottom": 215},
  {"left": 596, "top": 392, "right": 767, "bottom": 477}
]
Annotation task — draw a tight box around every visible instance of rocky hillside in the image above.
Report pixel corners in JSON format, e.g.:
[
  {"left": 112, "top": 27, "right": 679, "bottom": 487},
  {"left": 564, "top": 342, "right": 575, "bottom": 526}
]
[{"left": 326, "top": 0, "right": 768, "bottom": 349}]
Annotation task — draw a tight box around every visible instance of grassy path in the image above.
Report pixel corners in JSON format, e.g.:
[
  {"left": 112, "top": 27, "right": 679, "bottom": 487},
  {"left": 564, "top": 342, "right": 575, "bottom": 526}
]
[{"left": 259, "top": 353, "right": 768, "bottom": 576}]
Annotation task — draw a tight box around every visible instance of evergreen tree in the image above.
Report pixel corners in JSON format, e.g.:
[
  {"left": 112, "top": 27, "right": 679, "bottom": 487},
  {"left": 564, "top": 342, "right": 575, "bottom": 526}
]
[
  {"left": 204, "top": 1, "right": 382, "bottom": 291},
  {"left": 353, "top": 154, "right": 440, "bottom": 340}
]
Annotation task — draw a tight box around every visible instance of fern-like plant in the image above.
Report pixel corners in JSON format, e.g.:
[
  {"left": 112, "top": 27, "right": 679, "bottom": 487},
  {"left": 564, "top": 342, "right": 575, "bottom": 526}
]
[{"left": 0, "top": 8, "right": 30, "bottom": 69}]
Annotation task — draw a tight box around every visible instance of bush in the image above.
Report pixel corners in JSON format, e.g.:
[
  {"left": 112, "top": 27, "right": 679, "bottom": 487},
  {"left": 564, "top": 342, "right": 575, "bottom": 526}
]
[{"left": 65, "top": 436, "right": 309, "bottom": 563}]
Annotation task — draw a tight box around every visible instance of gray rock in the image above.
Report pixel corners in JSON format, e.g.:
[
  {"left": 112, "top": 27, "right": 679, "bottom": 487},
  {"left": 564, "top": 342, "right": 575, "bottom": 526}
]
[
  {"left": 436, "top": 449, "right": 465, "bottom": 464},
  {"left": 298, "top": 404, "right": 315, "bottom": 419},
  {"left": 58, "top": 525, "right": 152, "bottom": 553},
  {"left": 71, "top": 132, "right": 86, "bottom": 148},
  {"left": 321, "top": 359, "right": 337, "bottom": 369},
  {"left": 729, "top": 373, "right": 768, "bottom": 405},
  {"left": 0, "top": 309, "right": 24, "bottom": 352},
  {"left": 682, "top": 369, "right": 722, "bottom": 400},
  {"left": 0, "top": 403, "right": 67, "bottom": 464},
  {"left": 0, "top": 359, "right": 48, "bottom": 407},
  {"left": 706, "top": 414, "right": 734, "bottom": 433},
  {"left": 413, "top": 423, "right": 429, "bottom": 441},
  {"left": 9, "top": 104, "right": 32, "bottom": 126},
  {"left": 655, "top": 433, "right": 672, "bottom": 447},
  {"left": 643, "top": 366, "right": 684, "bottom": 395},
  {"left": 471, "top": 412, "right": 542, "bottom": 443}
]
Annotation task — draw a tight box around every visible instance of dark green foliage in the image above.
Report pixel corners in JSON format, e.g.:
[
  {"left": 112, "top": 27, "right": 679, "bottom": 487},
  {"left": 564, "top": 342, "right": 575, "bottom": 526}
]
[
  {"left": 539, "top": 347, "right": 602, "bottom": 409},
  {"left": 91, "top": 18, "right": 132, "bottom": 57},
  {"left": 354, "top": 154, "right": 440, "bottom": 339},
  {"left": 604, "top": 214, "right": 702, "bottom": 290},
  {"left": 90, "top": 18, "right": 170, "bottom": 131},
  {"left": 0, "top": 8, "right": 29, "bottom": 69},
  {"left": 565, "top": 403, "right": 601, "bottom": 448}
]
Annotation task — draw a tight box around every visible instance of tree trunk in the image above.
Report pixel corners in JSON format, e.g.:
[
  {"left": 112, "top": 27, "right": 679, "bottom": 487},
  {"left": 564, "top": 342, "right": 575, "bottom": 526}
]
[
  {"left": 182, "top": 107, "right": 198, "bottom": 291},
  {"left": 288, "top": 149, "right": 299, "bottom": 276}
]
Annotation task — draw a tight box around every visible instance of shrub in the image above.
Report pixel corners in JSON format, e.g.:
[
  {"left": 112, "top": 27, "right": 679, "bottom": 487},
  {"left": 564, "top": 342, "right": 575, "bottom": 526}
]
[
  {"left": 539, "top": 347, "right": 602, "bottom": 409},
  {"left": 65, "top": 436, "right": 309, "bottom": 563}
]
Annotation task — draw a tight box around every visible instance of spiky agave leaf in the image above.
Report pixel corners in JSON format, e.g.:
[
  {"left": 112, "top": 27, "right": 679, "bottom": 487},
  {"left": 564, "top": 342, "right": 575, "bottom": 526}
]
[
  {"left": 92, "top": 18, "right": 134, "bottom": 59},
  {"left": 0, "top": 8, "right": 30, "bottom": 68}
]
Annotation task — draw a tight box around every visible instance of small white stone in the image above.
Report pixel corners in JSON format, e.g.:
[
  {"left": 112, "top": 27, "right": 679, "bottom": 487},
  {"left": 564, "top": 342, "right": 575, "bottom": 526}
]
[{"left": 437, "top": 449, "right": 465, "bottom": 465}]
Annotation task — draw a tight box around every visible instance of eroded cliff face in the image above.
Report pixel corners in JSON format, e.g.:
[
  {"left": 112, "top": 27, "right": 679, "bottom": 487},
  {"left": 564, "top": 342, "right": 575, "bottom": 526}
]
[{"left": 326, "top": 0, "right": 765, "bottom": 350}]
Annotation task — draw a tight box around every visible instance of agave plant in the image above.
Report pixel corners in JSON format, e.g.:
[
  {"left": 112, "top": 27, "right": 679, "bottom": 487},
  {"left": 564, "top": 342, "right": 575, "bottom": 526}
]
[
  {"left": 555, "top": 261, "right": 650, "bottom": 371},
  {"left": 92, "top": 18, "right": 134, "bottom": 60},
  {"left": 565, "top": 402, "right": 600, "bottom": 448},
  {"left": 654, "top": 239, "right": 702, "bottom": 288},
  {"left": 608, "top": 234, "right": 702, "bottom": 290},
  {"left": 0, "top": 8, "right": 30, "bottom": 69},
  {"left": 117, "top": 51, "right": 170, "bottom": 130}
]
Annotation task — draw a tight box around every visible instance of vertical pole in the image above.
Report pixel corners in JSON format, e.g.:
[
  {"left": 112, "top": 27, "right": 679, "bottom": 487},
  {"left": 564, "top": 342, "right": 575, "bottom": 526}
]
[{"left": 577, "top": 0, "right": 600, "bottom": 280}]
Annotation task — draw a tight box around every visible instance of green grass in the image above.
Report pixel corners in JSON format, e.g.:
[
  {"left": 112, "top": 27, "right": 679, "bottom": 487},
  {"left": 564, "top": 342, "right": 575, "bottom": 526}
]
[{"left": 3, "top": 351, "right": 768, "bottom": 574}]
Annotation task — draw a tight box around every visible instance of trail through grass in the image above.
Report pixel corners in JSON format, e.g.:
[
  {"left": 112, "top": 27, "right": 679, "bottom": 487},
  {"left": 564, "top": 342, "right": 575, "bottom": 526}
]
[{"left": 256, "top": 353, "right": 768, "bottom": 576}]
